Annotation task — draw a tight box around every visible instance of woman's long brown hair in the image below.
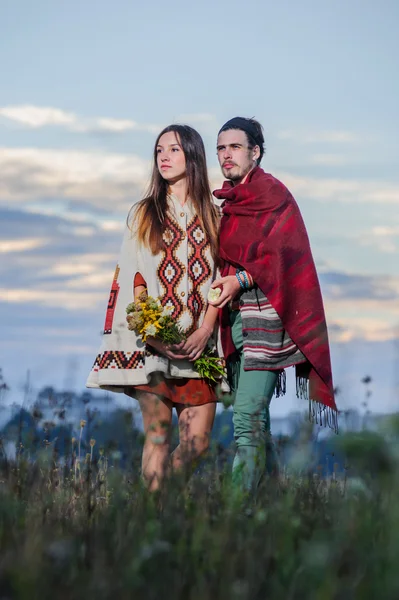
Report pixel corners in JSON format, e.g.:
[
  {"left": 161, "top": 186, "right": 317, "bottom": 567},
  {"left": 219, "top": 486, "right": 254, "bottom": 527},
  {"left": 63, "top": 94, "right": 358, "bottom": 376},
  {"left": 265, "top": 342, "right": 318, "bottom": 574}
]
[{"left": 130, "top": 124, "right": 219, "bottom": 261}]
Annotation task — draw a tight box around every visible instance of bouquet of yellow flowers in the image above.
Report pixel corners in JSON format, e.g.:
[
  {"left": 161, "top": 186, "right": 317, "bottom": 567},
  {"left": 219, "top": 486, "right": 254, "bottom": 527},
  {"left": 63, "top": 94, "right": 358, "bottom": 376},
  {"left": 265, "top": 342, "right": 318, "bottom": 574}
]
[{"left": 126, "top": 292, "right": 225, "bottom": 384}]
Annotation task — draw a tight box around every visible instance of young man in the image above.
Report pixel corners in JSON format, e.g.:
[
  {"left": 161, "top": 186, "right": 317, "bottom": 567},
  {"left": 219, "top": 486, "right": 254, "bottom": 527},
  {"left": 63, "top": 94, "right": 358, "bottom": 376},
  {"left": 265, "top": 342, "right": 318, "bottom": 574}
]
[{"left": 209, "top": 117, "right": 338, "bottom": 492}]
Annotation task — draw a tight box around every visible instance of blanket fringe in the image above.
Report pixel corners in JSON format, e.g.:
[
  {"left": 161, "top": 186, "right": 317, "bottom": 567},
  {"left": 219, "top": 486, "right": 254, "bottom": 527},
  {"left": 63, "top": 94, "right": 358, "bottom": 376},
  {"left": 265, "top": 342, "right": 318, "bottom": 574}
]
[
  {"left": 295, "top": 374, "right": 338, "bottom": 434},
  {"left": 296, "top": 374, "right": 309, "bottom": 400},
  {"left": 308, "top": 398, "right": 339, "bottom": 434},
  {"left": 275, "top": 369, "right": 286, "bottom": 398}
]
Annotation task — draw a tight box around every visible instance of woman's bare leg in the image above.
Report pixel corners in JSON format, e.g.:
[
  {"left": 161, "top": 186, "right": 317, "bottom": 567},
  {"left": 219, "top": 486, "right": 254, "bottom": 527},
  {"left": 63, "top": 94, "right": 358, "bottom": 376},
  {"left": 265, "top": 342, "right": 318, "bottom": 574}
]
[
  {"left": 134, "top": 390, "right": 173, "bottom": 491},
  {"left": 171, "top": 403, "right": 216, "bottom": 474}
]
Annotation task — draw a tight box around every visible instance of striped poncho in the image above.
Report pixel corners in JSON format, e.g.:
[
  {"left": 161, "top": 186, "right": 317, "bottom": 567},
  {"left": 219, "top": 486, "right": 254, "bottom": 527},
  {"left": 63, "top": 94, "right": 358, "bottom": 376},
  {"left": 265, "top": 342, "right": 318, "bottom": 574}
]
[{"left": 238, "top": 287, "right": 305, "bottom": 370}]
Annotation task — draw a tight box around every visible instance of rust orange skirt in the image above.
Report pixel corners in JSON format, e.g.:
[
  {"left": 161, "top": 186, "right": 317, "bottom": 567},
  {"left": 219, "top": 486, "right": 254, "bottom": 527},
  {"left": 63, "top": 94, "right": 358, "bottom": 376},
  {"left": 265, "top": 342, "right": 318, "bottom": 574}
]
[{"left": 126, "top": 373, "right": 217, "bottom": 406}]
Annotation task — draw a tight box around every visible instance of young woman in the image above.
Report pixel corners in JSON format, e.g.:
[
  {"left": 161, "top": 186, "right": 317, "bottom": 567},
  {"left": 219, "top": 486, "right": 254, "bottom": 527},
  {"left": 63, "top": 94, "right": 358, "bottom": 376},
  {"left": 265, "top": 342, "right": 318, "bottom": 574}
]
[{"left": 86, "top": 124, "right": 227, "bottom": 490}]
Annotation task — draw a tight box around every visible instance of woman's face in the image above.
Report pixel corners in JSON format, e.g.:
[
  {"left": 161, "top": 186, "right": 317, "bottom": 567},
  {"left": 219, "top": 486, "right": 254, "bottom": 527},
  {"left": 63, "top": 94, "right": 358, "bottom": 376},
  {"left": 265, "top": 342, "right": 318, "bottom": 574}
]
[{"left": 156, "top": 131, "right": 186, "bottom": 182}]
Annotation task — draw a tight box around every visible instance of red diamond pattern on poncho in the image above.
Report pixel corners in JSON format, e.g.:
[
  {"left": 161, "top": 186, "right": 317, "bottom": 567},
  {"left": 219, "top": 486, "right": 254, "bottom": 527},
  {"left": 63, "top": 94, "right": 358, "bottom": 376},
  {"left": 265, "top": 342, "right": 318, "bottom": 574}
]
[
  {"left": 187, "top": 217, "right": 212, "bottom": 329},
  {"left": 93, "top": 350, "right": 145, "bottom": 370},
  {"left": 157, "top": 218, "right": 185, "bottom": 319}
]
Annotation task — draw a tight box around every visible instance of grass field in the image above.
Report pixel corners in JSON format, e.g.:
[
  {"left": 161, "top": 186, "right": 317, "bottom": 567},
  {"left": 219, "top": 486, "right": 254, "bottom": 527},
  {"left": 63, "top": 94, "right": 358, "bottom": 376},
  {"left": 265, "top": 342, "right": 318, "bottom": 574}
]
[{"left": 1, "top": 413, "right": 399, "bottom": 600}]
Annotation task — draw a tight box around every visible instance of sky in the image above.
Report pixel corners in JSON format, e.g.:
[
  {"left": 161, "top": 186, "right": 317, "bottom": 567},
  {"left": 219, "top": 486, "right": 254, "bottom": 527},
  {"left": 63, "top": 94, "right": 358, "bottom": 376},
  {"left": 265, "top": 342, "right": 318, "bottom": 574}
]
[{"left": 0, "top": 0, "right": 398, "bottom": 417}]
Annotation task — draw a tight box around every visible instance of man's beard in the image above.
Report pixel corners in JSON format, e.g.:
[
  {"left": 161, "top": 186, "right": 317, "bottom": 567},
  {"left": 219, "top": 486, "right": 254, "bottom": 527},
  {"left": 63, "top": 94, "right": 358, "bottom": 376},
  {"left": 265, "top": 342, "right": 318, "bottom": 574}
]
[
  {"left": 223, "top": 166, "right": 242, "bottom": 182},
  {"left": 227, "top": 173, "right": 243, "bottom": 182},
  {"left": 224, "top": 161, "right": 255, "bottom": 183}
]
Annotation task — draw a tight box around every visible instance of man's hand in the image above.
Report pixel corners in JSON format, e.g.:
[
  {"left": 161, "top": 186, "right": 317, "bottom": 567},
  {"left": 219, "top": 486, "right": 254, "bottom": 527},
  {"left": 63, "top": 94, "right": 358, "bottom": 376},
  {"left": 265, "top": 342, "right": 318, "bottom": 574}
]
[
  {"left": 208, "top": 275, "right": 241, "bottom": 308},
  {"left": 178, "top": 327, "right": 211, "bottom": 362},
  {"left": 146, "top": 337, "right": 188, "bottom": 360}
]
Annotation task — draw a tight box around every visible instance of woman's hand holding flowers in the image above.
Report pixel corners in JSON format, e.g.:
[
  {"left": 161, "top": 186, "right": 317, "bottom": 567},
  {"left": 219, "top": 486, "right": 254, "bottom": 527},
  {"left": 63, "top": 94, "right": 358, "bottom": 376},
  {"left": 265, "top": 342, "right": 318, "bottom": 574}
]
[
  {"left": 179, "top": 326, "right": 211, "bottom": 362},
  {"left": 145, "top": 337, "right": 188, "bottom": 360}
]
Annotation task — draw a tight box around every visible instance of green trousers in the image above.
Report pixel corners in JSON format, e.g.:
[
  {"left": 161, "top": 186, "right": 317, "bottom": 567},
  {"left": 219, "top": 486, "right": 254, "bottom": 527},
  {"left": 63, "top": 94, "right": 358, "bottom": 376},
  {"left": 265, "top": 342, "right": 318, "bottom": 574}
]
[{"left": 230, "top": 310, "right": 278, "bottom": 492}]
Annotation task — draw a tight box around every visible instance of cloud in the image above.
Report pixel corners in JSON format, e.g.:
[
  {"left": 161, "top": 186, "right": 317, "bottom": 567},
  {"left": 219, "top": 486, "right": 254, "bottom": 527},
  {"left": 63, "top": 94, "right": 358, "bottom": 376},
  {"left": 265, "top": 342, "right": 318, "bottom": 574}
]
[
  {"left": 357, "top": 226, "right": 399, "bottom": 254},
  {"left": 0, "top": 104, "right": 220, "bottom": 137},
  {"left": 0, "top": 208, "right": 119, "bottom": 294},
  {"left": 325, "top": 296, "right": 399, "bottom": 318},
  {"left": 90, "top": 117, "right": 138, "bottom": 133},
  {"left": 0, "top": 104, "right": 160, "bottom": 134},
  {"left": 0, "top": 242, "right": 116, "bottom": 310},
  {"left": 175, "top": 113, "right": 219, "bottom": 134},
  {"left": 0, "top": 105, "right": 396, "bottom": 210},
  {"left": 0, "top": 288, "right": 105, "bottom": 310},
  {"left": 320, "top": 271, "right": 399, "bottom": 302},
  {"left": 309, "top": 153, "right": 349, "bottom": 166},
  {"left": 1, "top": 213, "right": 397, "bottom": 346},
  {"left": 328, "top": 317, "right": 398, "bottom": 343},
  {"left": 277, "top": 129, "right": 360, "bottom": 144},
  {"left": 277, "top": 170, "right": 399, "bottom": 205},
  {"left": 0, "top": 238, "right": 49, "bottom": 253},
  {"left": 100, "top": 220, "right": 124, "bottom": 232},
  {"left": 0, "top": 213, "right": 118, "bottom": 311},
  {"left": 87, "top": 118, "right": 160, "bottom": 135},
  {"left": 0, "top": 105, "right": 77, "bottom": 128},
  {"left": 317, "top": 270, "right": 399, "bottom": 343},
  {"left": 0, "top": 147, "right": 150, "bottom": 211},
  {"left": 1, "top": 145, "right": 398, "bottom": 213}
]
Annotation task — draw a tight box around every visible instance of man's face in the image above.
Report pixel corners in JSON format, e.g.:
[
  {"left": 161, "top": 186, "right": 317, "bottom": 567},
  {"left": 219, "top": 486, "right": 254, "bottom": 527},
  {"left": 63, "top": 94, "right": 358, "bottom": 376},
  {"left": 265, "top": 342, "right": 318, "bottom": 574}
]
[{"left": 216, "top": 129, "right": 260, "bottom": 183}]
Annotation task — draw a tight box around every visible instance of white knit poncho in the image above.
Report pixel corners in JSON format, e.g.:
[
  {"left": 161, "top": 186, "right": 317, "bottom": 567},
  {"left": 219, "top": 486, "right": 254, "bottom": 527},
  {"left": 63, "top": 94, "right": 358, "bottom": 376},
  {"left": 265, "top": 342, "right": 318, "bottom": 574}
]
[{"left": 86, "top": 196, "right": 228, "bottom": 393}]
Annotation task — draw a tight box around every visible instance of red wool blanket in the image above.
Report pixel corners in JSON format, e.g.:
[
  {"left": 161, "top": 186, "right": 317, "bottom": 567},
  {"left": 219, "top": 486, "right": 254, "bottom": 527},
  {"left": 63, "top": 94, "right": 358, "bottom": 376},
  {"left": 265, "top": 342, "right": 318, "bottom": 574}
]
[{"left": 214, "top": 167, "right": 338, "bottom": 430}]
